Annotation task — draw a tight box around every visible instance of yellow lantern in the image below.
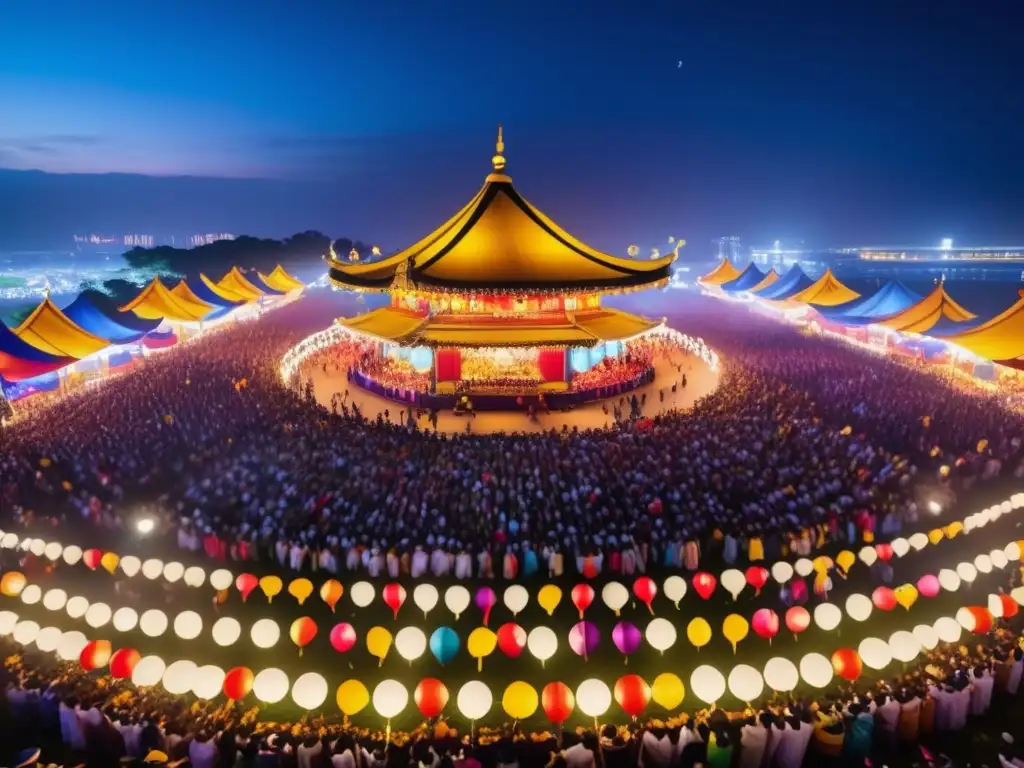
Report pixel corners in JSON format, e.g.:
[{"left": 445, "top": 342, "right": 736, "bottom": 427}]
[
  {"left": 288, "top": 578, "right": 314, "bottom": 606},
  {"left": 468, "top": 627, "right": 497, "bottom": 672},
  {"left": 502, "top": 681, "right": 539, "bottom": 720},
  {"left": 894, "top": 584, "right": 919, "bottom": 611},
  {"left": 100, "top": 552, "right": 120, "bottom": 575},
  {"left": 260, "top": 575, "right": 283, "bottom": 603},
  {"left": 537, "top": 585, "right": 562, "bottom": 616},
  {"left": 337, "top": 679, "right": 370, "bottom": 716},
  {"left": 722, "top": 614, "right": 749, "bottom": 654},
  {"left": 686, "top": 617, "right": 712, "bottom": 651},
  {"left": 836, "top": 550, "right": 856, "bottom": 574},
  {"left": 928, "top": 529, "right": 944, "bottom": 545},
  {"left": 651, "top": 673, "right": 685, "bottom": 710},
  {"left": 367, "top": 626, "right": 393, "bottom": 667}
]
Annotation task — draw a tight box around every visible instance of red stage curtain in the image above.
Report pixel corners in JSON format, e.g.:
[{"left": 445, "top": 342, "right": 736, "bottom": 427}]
[
  {"left": 436, "top": 348, "right": 462, "bottom": 381},
  {"left": 538, "top": 348, "right": 566, "bottom": 382}
]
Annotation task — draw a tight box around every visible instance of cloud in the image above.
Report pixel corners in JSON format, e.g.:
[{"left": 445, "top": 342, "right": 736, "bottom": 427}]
[{"left": 0, "top": 134, "right": 106, "bottom": 165}]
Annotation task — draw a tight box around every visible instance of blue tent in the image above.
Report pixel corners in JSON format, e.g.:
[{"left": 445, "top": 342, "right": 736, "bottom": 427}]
[
  {"left": 190, "top": 277, "right": 245, "bottom": 308},
  {"left": 820, "top": 281, "right": 922, "bottom": 323},
  {"left": 63, "top": 292, "right": 161, "bottom": 344},
  {"left": 252, "top": 273, "right": 285, "bottom": 296},
  {"left": 721, "top": 263, "right": 767, "bottom": 293},
  {"left": 1, "top": 370, "right": 62, "bottom": 400},
  {"left": 754, "top": 265, "right": 813, "bottom": 300}
]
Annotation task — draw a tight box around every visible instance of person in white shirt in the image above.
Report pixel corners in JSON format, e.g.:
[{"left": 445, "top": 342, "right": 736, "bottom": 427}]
[
  {"left": 638, "top": 726, "right": 673, "bottom": 768},
  {"left": 972, "top": 665, "right": 995, "bottom": 715},
  {"left": 455, "top": 551, "right": 473, "bottom": 579},
  {"left": 928, "top": 682, "right": 953, "bottom": 731},
  {"left": 331, "top": 734, "right": 359, "bottom": 768},
  {"left": 561, "top": 733, "right": 599, "bottom": 768},
  {"left": 412, "top": 547, "right": 428, "bottom": 578},
  {"left": 737, "top": 714, "right": 767, "bottom": 768},
  {"left": 774, "top": 711, "right": 813, "bottom": 768},
  {"left": 1009, "top": 648, "right": 1024, "bottom": 695},
  {"left": 296, "top": 734, "right": 323, "bottom": 768},
  {"left": 951, "top": 678, "right": 972, "bottom": 730}
]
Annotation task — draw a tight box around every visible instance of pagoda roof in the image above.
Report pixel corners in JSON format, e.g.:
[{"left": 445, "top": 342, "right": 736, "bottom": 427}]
[
  {"left": 874, "top": 284, "right": 976, "bottom": 334},
  {"left": 217, "top": 266, "right": 265, "bottom": 300},
  {"left": 199, "top": 273, "right": 250, "bottom": 304},
  {"left": 120, "top": 276, "right": 211, "bottom": 321},
  {"left": 788, "top": 268, "right": 861, "bottom": 306},
  {"left": 14, "top": 297, "right": 110, "bottom": 358},
  {"left": 698, "top": 259, "right": 743, "bottom": 286},
  {"left": 337, "top": 306, "right": 662, "bottom": 348},
  {"left": 328, "top": 128, "right": 674, "bottom": 295},
  {"left": 258, "top": 265, "right": 304, "bottom": 293}
]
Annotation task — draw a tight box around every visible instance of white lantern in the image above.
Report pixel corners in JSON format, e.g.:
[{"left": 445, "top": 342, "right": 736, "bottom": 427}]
[
  {"left": 721, "top": 569, "right": 746, "bottom": 601},
  {"left": 799, "top": 653, "right": 834, "bottom": 688},
  {"left": 908, "top": 533, "right": 929, "bottom": 552},
  {"left": 912, "top": 624, "right": 940, "bottom": 651},
  {"left": 29, "top": 539, "right": 45, "bottom": 557},
  {"left": 691, "top": 665, "right": 727, "bottom": 706},
  {"left": 771, "top": 562, "right": 794, "bottom": 585},
  {"left": 131, "top": 656, "right": 166, "bottom": 687},
  {"left": 162, "top": 660, "right": 197, "bottom": 695},
  {"left": 395, "top": 627, "right": 427, "bottom": 662},
  {"left": 527, "top": 626, "right": 557, "bottom": 666},
  {"left": 19, "top": 585, "right": 41, "bottom": 606},
  {"left": 139, "top": 609, "right": 168, "bottom": 637},
  {"left": 13, "top": 620, "right": 41, "bottom": 646},
  {"left": 212, "top": 617, "right": 242, "bottom": 647},
  {"left": 600, "top": 582, "right": 629, "bottom": 614},
  {"left": 934, "top": 616, "right": 962, "bottom": 643},
  {"left": 444, "top": 586, "right": 471, "bottom": 619},
  {"left": 350, "top": 581, "right": 376, "bottom": 608},
  {"left": 65, "top": 596, "right": 89, "bottom": 619},
  {"left": 192, "top": 665, "right": 226, "bottom": 700},
  {"left": 813, "top": 603, "right": 842, "bottom": 632},
  {"left": 504, "top": 585, "right": 530, "bottom": 616},
  {"left": 645, "top": 617, "right": 677, "bottom": 653},
  {"left": 857, "top": 638, "right": 892, "bottom": 670},
  {"left": 62, "top": 545, "right": 83, "bottom": 566},
  {"left": 35, "top": 626, "right": 62, "bottom": 653},
  {"left": 576, "top": 679, "right": 612, "bottom": 718},
  {"left": 457, "top": 680, "right": 493, "bottom": 721},
  {"left": 413, "top": 584, "right": 439, "bottom": 618},
  {"left": 0, "top": 611, "right": 18, "bottom": 636},
  {"left": 763, "top": 657, "right": 799, "bottom": 692},
  {"left": 891, "top": 538, "right": 910, "bottom": 558},
  {"left": 858, "top": 546, "right": 877, "bottom": 567},
  {"left": 794, "top": 558, "right": 814, "bottom": 577},
  {"left": 1012, "top": 586, "right": 1024, "bottom": 607},
  {"left": 184, "top": 566, "right": 206, "bottom": 588},
  {"left": 845, "top": 594, "right": 873, "bottom": 622},
  {"left": 663, "top": 575, "right": 687, "bottom": 606},
  {"left": 163, "top": 562, "right": 185, "bottom": 583},
  {"left": 43, "top": 542, "right": 64, "bottom": 562},
  {"left": 173, "top": 610, "right": 202, "bottom": 640},
  {"left": 85, "top": 602, "right": 112, "bottom": 629},
  {"left": 0, "top": 533, "right": 17, "bottom": 549},
  {"left": 120, "top": 556, "right": 142, "bottom": 578},
  {"left": 210, "top": 568, "right": 233, "bottom": 591},
  {"left": 372, "top": 679, "right": 409, "bottom": 719},
  {"left": 42, "top": 588, "right": 68, "bottom": 612},
  {"left": 251, "top": 618, "right": 281, "bottom": 649},
  {"left": 112, "top": 607, "right": 139, "bottom": 632},
  {"left": 957, "top": 562, "right": 978, "bottom": 583},
  {"left": 889, "top": 631, "right": 920, "bottom": 663},
  {"left": 938, "top": 569, "right": 962, "bottom": 592},
  {"left": 728, "top": 664, "right": 764, "bottom": 703},
  {"left": 1005, "top": 542, "right": 1022, "bottom": 562},
  {"left": 253, "top": 668, "right": 289, "bottom": 703},
  {"left": 56, "top": 631, "right": 87, "bottom": 661},
  {"left": 141, "top": 559, "right": 164, "bottom": 580},
  {"left": 974, "top": 554, "right": 993, "bottom": 575}
]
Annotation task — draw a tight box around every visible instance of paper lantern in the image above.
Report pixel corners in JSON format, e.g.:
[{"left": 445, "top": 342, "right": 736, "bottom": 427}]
[
  {"left": 286, "top": 578, "right": 313, "bottom": 606},
  {"left": 35, "top": 626, "right": 61, "bottom": 653},
  {"left": 527, "top": 626, "right": 557, "bottom": 667},
  {"left": 938, "top": 569, "right": 962, "bottom": 592},
  {"left": 894, "top": 584, "right": 919, "bottom": 611},
  {"left": 235, "top": 573, "right": 259, "bottom": 601},
  {"left": 830, "top": 648, "right": 862, "bottom": 682},
  {"left": 502, "top": 681, "right": 538, "bottom": 720},
  {"left": 614, "top": 674, "right": 651, "bottom": 718},
  {"left": 909, "top": 533, "right": 929, "bottom": 551},
  {"left": 763, "top": 657, "right": 799, "bottom": 692},
  {"left": 1005, "top": 542, "right": 1022, "bottom": 562},
  {"left": 956, "top": 606, "right": 993, "bottom": 633},
  {"left": 974, "top": 554, "right": 993, "bottom": 575},
  {"left": 395, "top": 626, "right": 427, "bottom": 663},
  {"left": 686, "top": 617, "right": 712, "bottom": 651},
  {"left": 62, "top": 545, "right": 83, "bottom": 566},
  {"left": 571, "top": 584, "right": 595, "bottom": 618},
  {"left": 163, "top": 562, "right": 184, "bottom": 583},
  {"left": 444, "top": 586, "right": 471, "bottom": 619},
  {"left": 251, "top": 618, "right": 281, "bottom": 649},
  {"left": 223, "top": 667, "right": 255, "bottom": 700},
  {"left": 693, "top": 572, "right": 717, "bottom": 600},
  {"left": 569, "top": 621, "right": 600, "bottom": 660},
  {"left": 576, "top": 678, "right": 612, "bottom": 720},
  {"left": 785, "top": 606, "right": 811, "bottom": 638},
  {"left": 752, "top": 609, "right": 780, "bottom": 643},
  {"left": 721, "top": 569, "right": 745, "bottom": 601},
  {"left": 141, "top": 559, "right": 163, "bottom": 580},
  {"left": 989, "top": 593, "right": 1019, "bottom": 619},
  {"left": 889, "top": 630, "right": 921, "bottom": 662},
  {"left": 138, "top": 609, "right": 167, "bottom": 638},
  {"left": 601, "top": 582, "right": 629, "bottom": 615},
  {"left": 799, "top": 653, "right": 833, "bottom": 688},
  {"left": 612, "top": 621, "right": 642, "bottom": 660},
  {"left": 66, "top": 596, "right": 89, "bottom": 620},
  {"left": 872, "top": 587, "right": 897, "bottom": 612},
  {"left": 891, "top": 538, "right": 910, "bottom": 558},
  {"left": 259, "top": 575, "right": 283, "bottom": 603},
  {"left": 858, "top": 546, "right": 877, "bottom": 567},
  {"left": 253, "top": 668, "right": 289, "bottom": 704},
  {"left": 771, "top": 562, "right": 794, "bottom": 584},
  {"left": 131, "top": 655, "right": 166, "bottom": 687},
  {"left": 173, "top": 610, "right": 202, "bottom": 640},
  {"left": 162, "top": 660, "right": 197, "bottom": 695},
  {"left": 794, "top": 558, "right": 814, "bottom": 577},
  {"left": 844, "top": 593, "right": 872, "bottom": 623},
  {"left": 875, "top": 543, "right": 894, "bottom": 563},
  {"left": 722, "top": 614, "right": 749, "bottom": 654},
  {"left": 209, "top": 568, "right": 233, "bottom": 591},
  {"left": 383, "top": 583, "right": 408, "bottom": 620},
  {"left": 183, "top": 566, "right": 206, "bottom": 588},
  {"left": 367, "top": 626, "right": 394, "bottom": 666},
  {"left": 337, "top": 679, "right": 370, "bottom": 716},
  {"left": 85, "top": 602, "right": 112, "bottom": 629},
  {"left": 503, "top": 585, "right": 529, "bottom": 616},
  {"left": 351, "top": 581, "right": 376, "bottom": 608},
  {"left": 112, "top": 607, "right": 139, "bottom": 633},
  {"left": 29, "top": 539, "right": 46, "bottom": 557},
  {"left": 858, "top": 637, "right": 892, "bottom": 671},
  {"left": 651, "top": 673, "right": 685, "bottom": 710},
  {"left": 43, "top": 542, "right": 63, "bottom": 562},
  {"left": 957, "top": 562, "right": 978, "bottom": 584},
  {"left": 193, "top": 665, "right": 226, "bottom": 700},
  {"left": 18, "top": 585, "right": 40, "bottom": 606},
  {"left": 1, "top": 572, "right": 26, "bottom": 597},
  {"left": 991, "top": 549, "right": 1009, "bottom": 570},
  {"left": 663, "top": 576, "right": 687, "bottom": 608},
  {"left": 633, "top": 577, "right": 658, "bottom": 613},
  {"left": 321, "top": 580, "right": 345, "bottom": 613},
  {"left": 814, "top": 603, "right": 842, "bottom": 632},
  {"left": 475, "top": 587, "right": 496, "bottom": 625},
  {"left": 0, "top": 533, "right": 19, "bottom": 550},
  {"left": 13, "top": 620, "right": 40, "bottom": 646},
  {"left": 912, "top": 624, "right": 940, "bottom": 651},
  {"left": 457, "top": 680, "right": 492, "bottom": 722},
  {"left": 83, "top": 549, "right": 102, "bottom": 570},
  {"left": 55, "top": 629, "right": 87, "bottom": 661},
  {"left": 330, "top": 623, "right": 357, "bottom": 654},
  {"left": 1014, "top": 586, "right": 1024, "bottom": 606},
  {"left": 292, "top": 672, "right": 328, "bottom": 710},
  {"left": 934, "top": 616, "right": 962, "bottom": 643},
  {"left": 928, "top": 528, "right": 944, "bottom": 545},
  {"left": 373, "top": 679, "right": 409, "bottom": 719},
  {"left": 917, "top": 574, "right": 941, "bottom": 599},
  {"left": 745, "top": 566, "right": 769, "bottom": 596},
  {"left": 414, "top": 677, "right": 449, "bottom": 718},
  {"left": 690, "top": 665, "right": 726, "bottom": 706},
  {"left": 210, "top": 617, "right": 241, "bottom": 647},
  {"left": 96, "top": 552, "right": 119, "bottom": 575},
  {"left": 497, "top": 622, "right": 527, "bottom": 658},
  {"left": 728, "top": 664, "right": 765, "bottom": 703},
  {"left": 537, "top": 584, "right": 562, "bottom": 616},
  {"left": 645, "top": 617, "right": 677, "bottom": 654},
  {"left": 541, "top": 681, "right": 575, "bottom": 725},
  {"left": 835, "top": 550, "right": 856, "bottom": 574},
  {"left": 289, "top": 617, "right": 318, "bottom": 655},
  {"left": 429, "top": 626, "right": 459, "bottom": 664}
]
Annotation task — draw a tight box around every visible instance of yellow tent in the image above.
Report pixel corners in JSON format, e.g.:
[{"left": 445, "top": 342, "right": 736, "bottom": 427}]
[
  {"left": 120, "top": 276, "right": 210, "bottom": 322},
  {"left": 170, "top": 280, "right": 215, "bottom": 312},
  {"left": 259, "top": 265, "right": 305, "bottom": 292},
  {"left": 789, "top": 268, "right": 860, "bottom": 306},
  {"left": 14, "top": 297, "right": 110, "bottom": 358},
  {"left": 217, "top": 267, "right": 264, "bottom": 301},
  {"left": 875, "top": 284, "right": 975, "bottom": 334},
  {"left": 749, "top": 268, "right": 781, "bottom": 293},
  {"left": 200, "top": 273, "right": 250, "bottom": 303},
  {"left": 944, "top": 290, "right": 1024, "bottom": 361},
  {"left": 698, "top": 259, "right": 742, "bottom": 286}
]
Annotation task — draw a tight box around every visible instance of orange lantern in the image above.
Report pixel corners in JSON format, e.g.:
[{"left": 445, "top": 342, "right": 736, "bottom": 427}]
[
  {"left": 320, "top": 580, "right": 344, "bottom": 612},
  {"left": 831, "top": 648, "right": 863, "bottom": 682},
  {"left": 614, "top": 674, "right": 652, "bottom": 719},
  {"left": 80, "top": 640, "right": 112, "bottom": 671},
  {"left": 109, "top": 648, "right": 141, "bottom": 679},
  {"left": 290, "top": 617, "right": 318, "bottom": 656},
  {"left": 0, "top": 572, "right": 27, "bottom": 597},
  {"left": 288, "top": 578, "right": 314, "bottom": 606},
  {"left": 957, "top": 606, "right": 993, "bottom": 634},
  {"left": 541, "top": 681, "right": 575, "bottom": 725},
  {"left": 223, "top": 667, "right": 255, "bottom": 700},
  {"left": 414, "top": 677, "right": 450, "bottom": 718}
]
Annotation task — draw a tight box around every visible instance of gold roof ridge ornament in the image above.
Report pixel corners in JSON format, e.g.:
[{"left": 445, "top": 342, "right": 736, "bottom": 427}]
[{"left": 492, "top": 123, "right": 506, "bottom": 173}]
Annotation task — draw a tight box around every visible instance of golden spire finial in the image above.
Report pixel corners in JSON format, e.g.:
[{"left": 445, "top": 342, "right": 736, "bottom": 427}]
[{"left": 492, "top": 124, "right": 506, "bottom": 172}]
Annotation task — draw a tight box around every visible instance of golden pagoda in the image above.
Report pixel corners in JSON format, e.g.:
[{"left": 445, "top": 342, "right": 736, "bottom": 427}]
[{"left": 327, "top": 127, "right": 675, "bottom": 401}]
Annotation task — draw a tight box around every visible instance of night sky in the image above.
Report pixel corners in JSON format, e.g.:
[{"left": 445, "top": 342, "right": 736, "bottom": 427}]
[{"left": 2, "top": 0, "right": 1022, "bottom": 252}]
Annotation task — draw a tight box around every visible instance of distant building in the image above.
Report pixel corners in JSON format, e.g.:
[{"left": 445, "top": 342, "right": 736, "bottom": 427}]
[
  {"left": 189, "top": 233, "right": 235, "bottom": 247},
  {"left": 73, "top": 234, "right": 120, "bottom": 246},
  {"left": 713, "top": 236, "right": 745, "bottom": 264},
  {"left": 124, "top": 234, "right": 154, "bottom": 248},
  {"left": 751, "top": 239, "right": 1024, "bottom": 268}
]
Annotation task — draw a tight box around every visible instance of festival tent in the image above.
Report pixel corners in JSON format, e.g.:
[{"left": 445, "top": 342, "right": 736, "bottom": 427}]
[
  {"left": 216, "top": 267, "right": 265, "bottom": 301},
  {"left": 873, "top": 284, "right": 976, "bottom": 335},
  {"left": 720, "top": 263, "right": 767, "bottom": 293},
  {"left": 0, "top": 322, "right": 73, "bottom": 381},
  {"left": 941, "top": 290, "right": 1024, "bottom": 362},
  {"left": 0, "top": 371, "right": 62, "bottom": 401},
  {"left": 252, "top": 271, "right": 286, "bottom": 296},
  {"left": 194, "top": 274, "right": 247, "bottom": 307},
  {"left": 62, "top": 292, "right": 161, "bottom": 344},
  {"left": 698, "top": 259, "right": 742, "bottom": 287},
  {"left": 787, "top": 268, "right": 860, "bottom": 307},
  {"left": 170, "top": 280, "right": 216, "bottom": 312},
  {"left": 753, "top": 265, "right": 814, "bottom": 300},
  {"left": 120, "top": 276, "right": 211, "bottom": 322},
  {"left": 259, "top": 264, "right": 305, "bottom": 292},
  {"left": 820, "top": 281, "right": 922, "bottom": 322},
  {"left": 13, "top": 297, "right": 110, "bottom": 358},
  {"left": 748, "top": 268, "right": 781, "bottom": 294}
]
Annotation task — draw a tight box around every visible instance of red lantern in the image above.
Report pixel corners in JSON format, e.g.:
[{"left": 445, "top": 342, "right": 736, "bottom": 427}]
[
  {"left": 414, "top": 678, "right": 450, "bottom": 718},
  {"left": 785, "top": 606, "right": 811, "bottom": 638},
  {"left": 223, "top": 667, "right": 254, "bottom": 700},
  {"left": 382, "top": 583, "right": 407, "bottom": 620},
  {"left": 875, "top": 543, "right": 894, "bottom": 563},
  {"left": 330, "top": 623, "right": 357, "bottom": 653},
  {"left": 541, "top": 681, "right": 575, "bottom": 725},
  {"left": 79, "top": 640, "right": 112, "bottom": 671},
  {"left": 871, "top": 586, "right": 897, "bottom": 612},
  {"left": 751, "top": 609, "right": 779, "bottom": 642},
  {"left": 632, "top": 577, "right": 658, "bottom": 614},
  {"left": 496, "top": 622, "right": 527, "bottom": 658},
  {"left": 831, "top": 648, "right": 863, "bottom": 682},
  {"left": 571, "top": 584, "right": 595, "bottom": 619},
  {"left": 108, "top": 648, "right": 140, "bottom": 679},
  {"left": 997, "top": 594, "right": 1019, "bottom": 619},
  {"left": 957, "top": 606, "right": 994, "bottom": 634},
  {"left": 235, "top": 573, "right": 258, "bottom": 602},
  {"left": 289, "top": 617, "right": 318, "bottom": 655},
  {"left": 693, "top": 572, "right": 717, "bottom": 600},
  {"left": 614, "top": 674, "right": 651, "bottom": 719},
  {"left": 83, "top": 549, "right": 102, "bottom": 571},
  {"left": 745, "top": 566, "right": 769, "bottom": 596}
]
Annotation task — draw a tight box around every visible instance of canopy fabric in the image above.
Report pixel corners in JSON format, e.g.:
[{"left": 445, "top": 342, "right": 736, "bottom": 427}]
[
  {"left": 874, "top": 284, "right": 976, "bottom": 334},
  {"left": 720, "top": 263, "right": 767, "bottom": 292},
  {"left": 748, "top": 268, "right": 781, "bottom": 293},
  {"left": 0, "top": 322, "right": 72, "bottom": 381},
  {"left": 698, "top": 259, "right": 742, "bottom": 286},
  {"left": 62, "top": 292, "right": 161, "bottom": 344},
  {"left": 821, "top": 281, "right": 922, "bottom": 322},
  {"left": 0, "top": 371, "right": 61, "bottom": 401},
  {"left": 753, "top": 265, "right": 813, "bottom": 300},
  {"left": 199, "top": 273, "right": 250, "bottom": 305},
  {"left": 261, "top": 265, "right": 305, "bottom": 292},
  {"left": 943, "top": 290, "right": 1024, "bottom": 361},
  {"left": 14, "top": 297, "right": 110, "bottom": 358},
  {"left": 788, "top": 268, "right": 860, "bottom": 306},
  {"left": 252, "top": 273, "right": 285, "bottom": 296},
  {"left": 217, "top": 267, "right": 264, "bottom": 301},
  {"left": 120, "top": 276, "right": 211, "bottom": 322},
  {"left": 170, "top": 281, "right": 216, "bottom": 312}
]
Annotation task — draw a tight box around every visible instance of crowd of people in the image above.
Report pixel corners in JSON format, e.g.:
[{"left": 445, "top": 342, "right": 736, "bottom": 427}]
[{"left": 570, "top": 343, "right": 654, "bottom": 392}]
